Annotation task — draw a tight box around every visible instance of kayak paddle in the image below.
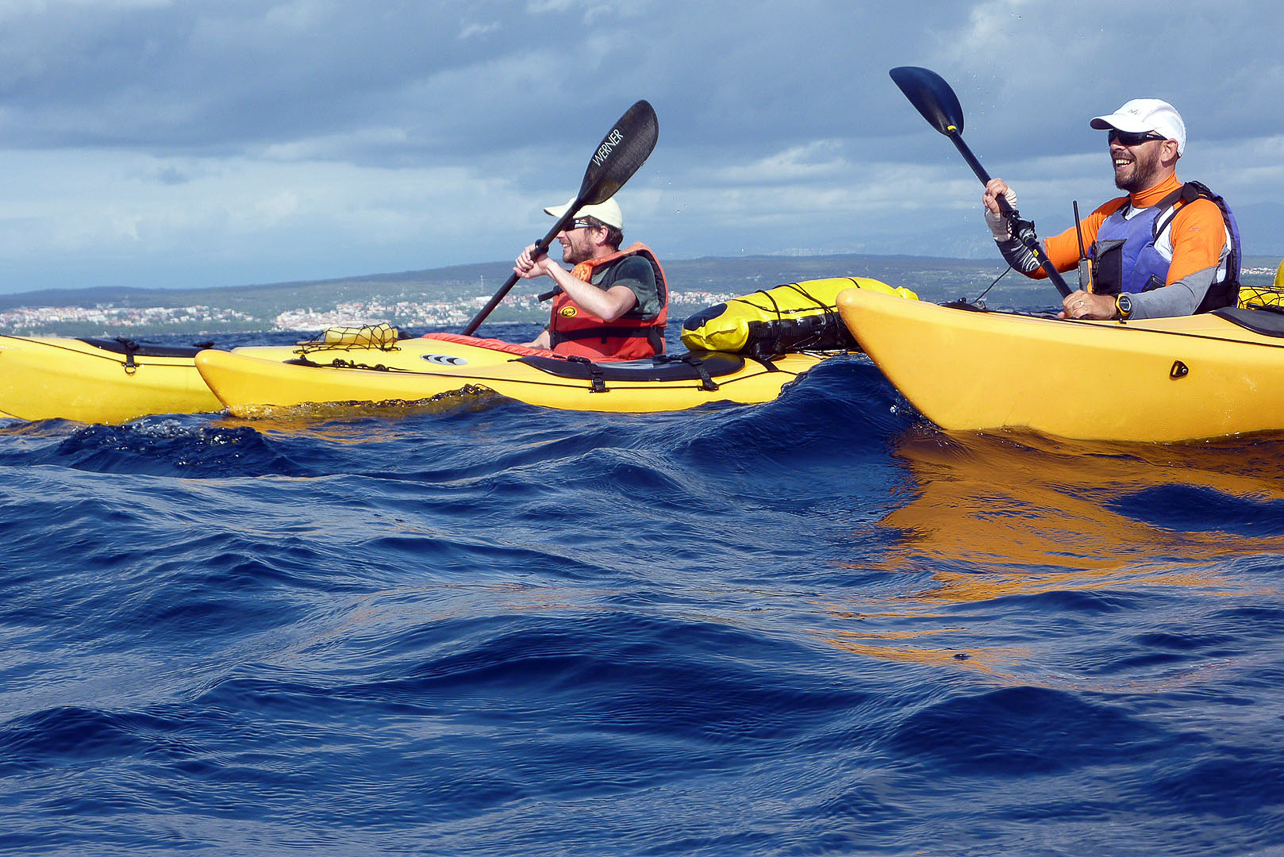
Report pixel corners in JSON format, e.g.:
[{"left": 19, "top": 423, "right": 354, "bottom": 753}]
[
  {"left": 461, "top": 100, "right": 660, "bottom": 336},
  {"left": 889, "top": 66, "right": 1073, "bottom": 298}
]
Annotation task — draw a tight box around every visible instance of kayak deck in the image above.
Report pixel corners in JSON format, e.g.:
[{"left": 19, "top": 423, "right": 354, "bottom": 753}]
[{"left": 837, "top": 288, "right": 1284, "bottom": 443}]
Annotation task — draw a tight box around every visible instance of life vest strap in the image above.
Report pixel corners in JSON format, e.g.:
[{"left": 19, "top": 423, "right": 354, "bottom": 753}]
[
  {"left": 551, "top": 324, "right": 667, "bottom": 359},
  {"left": 553, "top": 325, "right": 655, "bottom": 342}
]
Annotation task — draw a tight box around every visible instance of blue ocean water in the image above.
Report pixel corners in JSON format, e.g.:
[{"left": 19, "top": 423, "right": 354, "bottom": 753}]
[{"left": 4, "top": 318, "right": 1284, "bottom": 856}]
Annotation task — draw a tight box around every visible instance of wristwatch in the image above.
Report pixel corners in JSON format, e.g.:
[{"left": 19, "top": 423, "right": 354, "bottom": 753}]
[{"left": 1115, "top": 294, "right": 1133, "bottom": 320}]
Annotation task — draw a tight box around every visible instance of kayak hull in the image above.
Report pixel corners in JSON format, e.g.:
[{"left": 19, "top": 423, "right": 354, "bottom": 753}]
[
  {"left": 837, "top": 287, "right": 1284, "bottom": 443},
  {"left": 196, "top": 336, "right": 828, "bottom": 416},
  {"left": 0, "top": 336, "right": 222, "bottom": 424}
]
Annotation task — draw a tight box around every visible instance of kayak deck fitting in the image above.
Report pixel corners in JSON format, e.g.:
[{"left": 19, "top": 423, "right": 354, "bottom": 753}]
[{"left": 837, "top": 287, "right": 1284, "bottom": 444}]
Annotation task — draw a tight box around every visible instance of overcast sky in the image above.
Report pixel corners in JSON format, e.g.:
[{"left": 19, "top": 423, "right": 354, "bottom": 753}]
[{"left": 1, "top": 0, "right": 1281, "bottom": 295}]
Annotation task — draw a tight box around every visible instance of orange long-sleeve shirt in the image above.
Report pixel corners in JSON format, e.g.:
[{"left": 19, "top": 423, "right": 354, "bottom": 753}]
[{"left": 1034, "top": 174, "right": 1229, "bottom": 290}]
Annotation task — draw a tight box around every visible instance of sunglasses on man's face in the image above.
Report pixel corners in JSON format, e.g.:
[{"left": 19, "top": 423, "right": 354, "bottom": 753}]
[
  {"left": 565, "top": 219, "right": 598, "bottom": 231},
  {"left": 1108, "top": 129, "right": 1167, "bottom": 147}
]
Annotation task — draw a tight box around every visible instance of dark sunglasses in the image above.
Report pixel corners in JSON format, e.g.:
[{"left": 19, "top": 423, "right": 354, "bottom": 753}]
[
  {"left": 565, "top": 219, "right": 599, "bottom": 231},
  {"left": 1108, "top": 128, "right": 1167, "bottom": 147}
]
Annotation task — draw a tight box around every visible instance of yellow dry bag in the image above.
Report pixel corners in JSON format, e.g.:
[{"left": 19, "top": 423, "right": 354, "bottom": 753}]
[{"left": 681, "top": 277, "right": 917, "bottom": 357}]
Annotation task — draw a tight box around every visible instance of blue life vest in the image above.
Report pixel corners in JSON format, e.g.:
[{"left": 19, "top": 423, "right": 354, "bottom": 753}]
[
  {"left": 1091, "top": 205, "right": 1169, "bottom": 295},
  {"left": 1089, "top": 182, "right": 1241, "bottom": 312}
]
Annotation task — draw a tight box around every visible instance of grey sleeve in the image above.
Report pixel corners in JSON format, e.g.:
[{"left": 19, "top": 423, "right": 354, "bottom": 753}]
[
  {"left": 994, "top": 236, "right": 1048, "bottom": 277},
  {"left": 1128, "top": 265, "right": 1218, "bottom": 319}
]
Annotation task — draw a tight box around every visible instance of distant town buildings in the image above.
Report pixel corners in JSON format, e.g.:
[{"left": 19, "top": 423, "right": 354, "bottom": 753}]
[
  {"left": 271, "top": 294, "right": 533, "bottom": 331},
  {"left": 271, "top": 292, "right": 737, "bottom": 331},
  {"left": 0, "top": 304, "right": 256, "bottom": 334}
]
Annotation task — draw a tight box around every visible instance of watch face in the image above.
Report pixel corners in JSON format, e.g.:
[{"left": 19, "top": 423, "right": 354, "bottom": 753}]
[{"left": 1118, "top": 295, "right": 1132, "bottom": 314}]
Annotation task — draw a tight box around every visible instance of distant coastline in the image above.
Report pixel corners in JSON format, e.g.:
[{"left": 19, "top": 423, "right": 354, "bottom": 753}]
[{"left": 1, "top": 253, "right": 1278, "bottom": 337}]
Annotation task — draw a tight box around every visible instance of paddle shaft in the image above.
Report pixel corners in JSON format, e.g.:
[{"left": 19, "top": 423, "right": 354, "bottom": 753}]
[{"left": 945, "top": 129, "right": 1073, "bottom": 298}]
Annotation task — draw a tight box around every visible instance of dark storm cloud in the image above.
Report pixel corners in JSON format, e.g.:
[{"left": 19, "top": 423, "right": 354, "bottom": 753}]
[{"left": 0, "top": 1, "right": 971, "bottom": 157}]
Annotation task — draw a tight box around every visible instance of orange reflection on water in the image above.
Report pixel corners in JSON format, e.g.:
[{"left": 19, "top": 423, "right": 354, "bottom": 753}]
[
  {"left": 818, "top": 427, "right": 1284, "bottom": 680},
  {"left": 822, "top": 626, "right": 1028, "bottom": 677},
  {"left": 877, "top": 427, "right": 1284, "bottom": 575},
  {"left": 214, "top": 386, "right": 499, "bottom": 439}
]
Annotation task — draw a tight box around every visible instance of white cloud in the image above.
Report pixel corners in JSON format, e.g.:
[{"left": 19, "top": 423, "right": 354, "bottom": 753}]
[
  {"left": 0, "top": 0, "right": 171, "bottom": 13},
  {"left": 526, "top": 0, "right": 645, "bottom": 23},
  {"left": 258, "top": 127, "right": 414, "bottom": 163},
  {"left": 254, "top": 191, "right": 300, "bottom": 223},
  {"left": 710, "top": 141, "right": 850, "bottom": 185},
  {"left": 0, "top": 148, "right": 538, "bottom": 288},
  {"left": 262, "top": 0, "right": 335, "bottom": 30},
  {"left": 459, "top": 20, "right": 501, "bottom": 39}
]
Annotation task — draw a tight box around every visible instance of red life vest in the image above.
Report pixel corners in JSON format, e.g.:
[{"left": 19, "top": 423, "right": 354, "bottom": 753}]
[{"left": 549, "top": 243, "right": 668, "bottom": 361}]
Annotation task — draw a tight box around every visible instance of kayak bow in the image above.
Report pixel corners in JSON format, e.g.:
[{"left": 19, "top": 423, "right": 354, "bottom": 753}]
[{"left": 0, "top": 336, "right": 222, "bottom": 423}]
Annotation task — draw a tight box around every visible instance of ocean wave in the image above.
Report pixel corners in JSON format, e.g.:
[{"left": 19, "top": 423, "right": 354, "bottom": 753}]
[{"left": 3, "top": 340, "right": 1284, "bottom": 855}]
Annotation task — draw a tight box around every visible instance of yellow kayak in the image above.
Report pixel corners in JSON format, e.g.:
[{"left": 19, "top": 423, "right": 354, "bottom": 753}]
[
  {"left": 837, "top": 287, "right": 1284, "bottom": 443},
  {"left": 196, "top": 333, "right": 830, "bottom": 417},
  {"left": 0, "top": 335, "right": 222, "bottom": 424}
]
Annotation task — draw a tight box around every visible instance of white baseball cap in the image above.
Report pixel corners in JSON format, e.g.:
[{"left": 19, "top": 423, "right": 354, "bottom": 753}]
[
  {"left": 544, "top": 196, "right": 623, "bottom": 230},
  {"left": 1090, "top": 98, "right": 1186, "bottom": 156}
]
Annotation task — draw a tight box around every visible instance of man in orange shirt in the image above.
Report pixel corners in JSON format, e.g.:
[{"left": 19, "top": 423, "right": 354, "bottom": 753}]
[{"left": 983, "top": 99, "right": 1239, "bottom": 321}]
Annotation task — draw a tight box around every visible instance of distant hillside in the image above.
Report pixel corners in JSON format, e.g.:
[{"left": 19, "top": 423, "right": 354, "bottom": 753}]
[
  {"left": 0, "top": 254, "right": 1014, "bottom": 313},
  {"left": 0, "top": 260, "right": 514, "bottom": 314},
  {"left": 1, "top": 252, "right": 1278, "bottom": 337}
]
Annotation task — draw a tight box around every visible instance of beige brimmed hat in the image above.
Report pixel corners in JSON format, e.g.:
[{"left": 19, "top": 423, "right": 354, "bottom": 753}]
[
  {"left": 1090, "top": 98, "right": 1186, "bottom": 156},
  {"left": 544, "top": 196, "right": 623, "bottom": 230}
]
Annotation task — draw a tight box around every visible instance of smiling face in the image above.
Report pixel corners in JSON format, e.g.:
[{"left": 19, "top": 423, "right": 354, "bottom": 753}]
[
  {"left": 557, "top": 221, "right": 608, "bottom": 265},
  {"left": 1109, "top": 134, "right": 1179, "bottom": 194}
]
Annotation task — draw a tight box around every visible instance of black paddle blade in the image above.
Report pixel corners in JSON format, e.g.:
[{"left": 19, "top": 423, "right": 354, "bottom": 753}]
[
  {"left": 890, "top": 66, "right": 965, "bottom": 137},
  {"left": 577, "top": 100, "right": 659, "bottom": 205}
]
